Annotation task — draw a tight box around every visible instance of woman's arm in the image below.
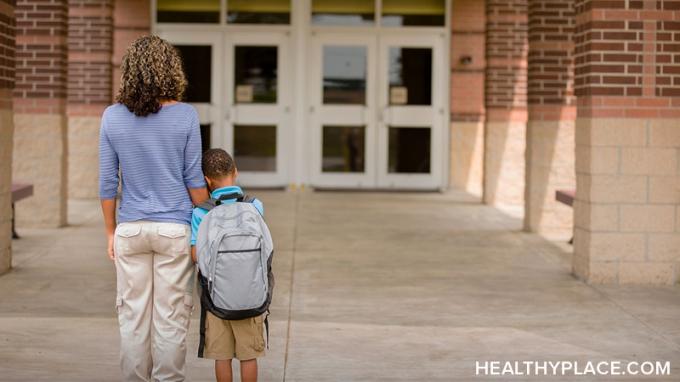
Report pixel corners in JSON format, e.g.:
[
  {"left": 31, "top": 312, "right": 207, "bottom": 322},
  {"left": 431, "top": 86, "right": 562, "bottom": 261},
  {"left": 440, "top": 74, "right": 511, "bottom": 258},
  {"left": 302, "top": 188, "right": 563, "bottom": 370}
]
[
  {"left": 101, "top": 199, "right": 117, "bottom": 260},
  {"left": 99, "top": 116, "right": 119, "bottom": 261},
  {"left": 184, "top": 110, "right": 208, "bottom": 206},
  {"left": 188, "top": 187, "right": 209, "bottom": 206}
]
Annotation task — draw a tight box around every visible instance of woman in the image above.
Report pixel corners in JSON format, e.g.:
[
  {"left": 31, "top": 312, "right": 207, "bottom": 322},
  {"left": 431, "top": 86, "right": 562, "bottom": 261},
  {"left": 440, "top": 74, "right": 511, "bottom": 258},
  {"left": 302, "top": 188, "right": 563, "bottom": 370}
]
[{"left": 99, "top": 35, "right": 209, "bottom": 381}]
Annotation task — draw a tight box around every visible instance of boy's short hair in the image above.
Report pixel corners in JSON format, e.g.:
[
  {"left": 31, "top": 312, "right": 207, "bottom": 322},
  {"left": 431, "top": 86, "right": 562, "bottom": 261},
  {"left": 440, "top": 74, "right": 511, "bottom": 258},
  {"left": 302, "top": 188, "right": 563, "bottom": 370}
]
[{"left": 202, "top": 148, "right": 236, "bottom": 179}]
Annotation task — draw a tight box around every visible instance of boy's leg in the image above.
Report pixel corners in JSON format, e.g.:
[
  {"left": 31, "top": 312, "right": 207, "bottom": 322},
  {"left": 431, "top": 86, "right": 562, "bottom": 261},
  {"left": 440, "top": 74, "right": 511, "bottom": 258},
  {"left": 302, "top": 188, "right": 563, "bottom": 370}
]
[
  {"left": 215, "top": 360, "right": 233, "bottom": 382},
  {"left": 240, "top": 359, "right": 258, "bottom": 382},
  {"left": 232, "top": 315, "right": 266, "bottom": 382},
  {"left": 150, "top": 222, "right": 195, "bottom": 381},
  {"left": 114, "top": 222, "right": 154, "bottom": 381}
]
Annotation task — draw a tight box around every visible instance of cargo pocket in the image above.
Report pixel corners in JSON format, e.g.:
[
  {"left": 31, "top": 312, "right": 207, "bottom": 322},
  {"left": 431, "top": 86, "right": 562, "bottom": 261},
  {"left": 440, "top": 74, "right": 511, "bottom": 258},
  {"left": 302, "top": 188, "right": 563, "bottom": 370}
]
[
  {"left": 181, "top": 293, "right": 194, "bottom": 328},
  {"left": 158, "top": 225, "right": 188, "bottom": 254},
  {"left": 115, "top": 296, "right": 124, "bottom": 327},
  {"left": 252, "top": 315, "right": 265, "bottom": 352},
  {"left": 115, "top": 224, "right": 142, "bottom": 255}
]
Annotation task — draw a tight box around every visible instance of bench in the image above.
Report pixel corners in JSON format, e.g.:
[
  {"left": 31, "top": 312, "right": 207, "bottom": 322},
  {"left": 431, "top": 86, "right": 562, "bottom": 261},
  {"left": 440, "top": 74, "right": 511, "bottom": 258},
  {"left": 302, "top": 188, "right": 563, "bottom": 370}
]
[
  {"left": 11, "top": 183, "right": 34, "bottom": 239},
  {"left": 555, "top": 189, "right": 575, "bottom": 244}
]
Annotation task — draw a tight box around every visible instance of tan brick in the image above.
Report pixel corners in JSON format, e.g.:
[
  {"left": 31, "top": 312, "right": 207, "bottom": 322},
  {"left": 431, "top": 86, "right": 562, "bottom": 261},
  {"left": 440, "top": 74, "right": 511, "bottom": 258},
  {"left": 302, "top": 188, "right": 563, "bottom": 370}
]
[
  {"left": 589, "top": 232, "right": 646, "bottom": 261},
  {"left": 13, "top": 113, "right": 68, "bottom": 228},
  {"left": 649, "top": 176, "right": 680, "bottom": 204},
  {"left": 619, "top": 262, "right": 676, "bottom": 285},
  {"left": 649, "top": 119, "right": 680, "bottom": 148},
  {"left": 620, "top": 204, "right": 675, "bottom": 233},
  {"left": 577, "top": 118, "right": 646, "bottom": 147},
  {"left": 648, "top": 234, "right": 680, "bottom": 262},
  {"left": 450, "top": 121, "right": 483, "bottom": 196},
  {"left": 620, "top": 148, "right": 677, "bottom": 175},
  {"left": 68, "top": 116, "right": 101, "bottom": 199},
  {"left": 588, "top": 262, "right": 619, "bottom": 284},
  {"left": 483, "top": 121, "right": 526, "bottom": 207},
  {"left": 574, "top": 201, "right": 619, "bottom": 231},
  {"left": 586, "top": 175, "right": 647, "bottom": 203},
  {"left": 575, "top": 145, "right": 619, "bottom": 175}
]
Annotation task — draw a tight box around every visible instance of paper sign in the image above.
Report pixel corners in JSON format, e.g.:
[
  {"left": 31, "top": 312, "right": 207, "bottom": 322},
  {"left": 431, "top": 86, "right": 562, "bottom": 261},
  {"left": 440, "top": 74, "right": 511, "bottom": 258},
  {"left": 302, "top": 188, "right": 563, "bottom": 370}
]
[
  {"left": 390, "top": 86, "right": 408, "bottom": 105},
  {"left": 236, "top": 85, "right": 254, "bottom": 103}
]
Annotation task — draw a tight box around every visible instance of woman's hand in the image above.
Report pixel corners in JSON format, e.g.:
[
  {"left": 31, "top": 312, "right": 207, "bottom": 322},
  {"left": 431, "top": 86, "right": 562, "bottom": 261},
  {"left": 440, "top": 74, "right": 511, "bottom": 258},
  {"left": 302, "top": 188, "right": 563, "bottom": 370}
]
[
  {"left": 107, "top": 234, "right": 115, "bottom": 261},
  {"left": 101, "top": 199, "right": 118, "bottom": 261}
]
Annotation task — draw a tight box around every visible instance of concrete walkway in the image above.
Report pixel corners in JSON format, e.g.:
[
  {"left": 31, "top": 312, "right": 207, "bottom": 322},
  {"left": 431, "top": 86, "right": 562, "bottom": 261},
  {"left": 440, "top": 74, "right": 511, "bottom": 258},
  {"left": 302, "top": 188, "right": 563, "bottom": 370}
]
[{"left": 1, "top": 190, "right": 679, "bottom": 381}]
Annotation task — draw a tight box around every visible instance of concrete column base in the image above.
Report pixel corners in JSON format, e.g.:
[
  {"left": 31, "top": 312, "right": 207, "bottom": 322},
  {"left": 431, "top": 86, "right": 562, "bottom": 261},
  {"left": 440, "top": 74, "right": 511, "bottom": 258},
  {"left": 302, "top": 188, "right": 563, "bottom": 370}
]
[
  {"left": 573, "top": 117, "right": 680, "bottom": 285},
  {"left": 68, "top": 116, "right": 101, "bottom": 199},
  {"left": 525, "top": 119, "right": 575, "bottom": 237},
  {"left": 450, "top": 121, "right": 484, "bottom": 196},
  {"left": 483, "top": 120, "right": 526, "bottom": 206},
  {"left": 0, "top": 107, "right": 14, "bottom": 274},
  {"left": 12, "top": 113, "right": 68, "bottom": 228}
]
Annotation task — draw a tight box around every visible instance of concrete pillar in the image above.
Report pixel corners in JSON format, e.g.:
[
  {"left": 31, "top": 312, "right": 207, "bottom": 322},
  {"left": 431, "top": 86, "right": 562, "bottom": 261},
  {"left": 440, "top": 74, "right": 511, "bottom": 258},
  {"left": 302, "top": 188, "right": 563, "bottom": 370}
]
[
  {"left": 112, "top": 0, "right": 150, "bottom": 100},
  {"left": 12, "top": 0, "right": 68, "bottom": 227},
  {"left": 525, "top": 0, "right": 576, "bottom": 237},
  {"left": 449, "top": 0, "right": 485, "bottom": 197},
  {"left": 573, "top": 0, "right": 680, "bottom": 285},
  {"left": 483, "top": 0, "right": 528, "bottom": 207},
  {"left": 67, "top": 0, "right": 113, "bottom": 199},
  {"left": 0, "top": 0, "right": 16, "bottom": 274}
]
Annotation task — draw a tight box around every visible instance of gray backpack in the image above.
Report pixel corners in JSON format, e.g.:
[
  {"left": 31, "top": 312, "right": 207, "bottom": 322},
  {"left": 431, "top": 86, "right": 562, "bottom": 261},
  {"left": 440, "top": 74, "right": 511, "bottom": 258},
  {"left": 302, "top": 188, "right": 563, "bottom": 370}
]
[{"left": 195, "top": 193, "right": 274, "bottom": 357}]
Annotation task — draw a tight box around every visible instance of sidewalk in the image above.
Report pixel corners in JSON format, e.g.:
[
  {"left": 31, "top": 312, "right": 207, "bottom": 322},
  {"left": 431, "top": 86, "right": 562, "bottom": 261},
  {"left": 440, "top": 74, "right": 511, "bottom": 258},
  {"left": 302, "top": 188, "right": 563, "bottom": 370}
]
[{"left": 0, "top": 190, "right": 678, "bottom": 381}]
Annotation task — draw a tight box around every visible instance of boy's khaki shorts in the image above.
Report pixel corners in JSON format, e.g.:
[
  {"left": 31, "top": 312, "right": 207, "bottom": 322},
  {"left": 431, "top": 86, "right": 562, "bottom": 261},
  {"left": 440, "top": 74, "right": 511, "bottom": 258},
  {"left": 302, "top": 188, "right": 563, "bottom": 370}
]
[{"left": 203, "top": 312, "right": 266, "bottom": 361}]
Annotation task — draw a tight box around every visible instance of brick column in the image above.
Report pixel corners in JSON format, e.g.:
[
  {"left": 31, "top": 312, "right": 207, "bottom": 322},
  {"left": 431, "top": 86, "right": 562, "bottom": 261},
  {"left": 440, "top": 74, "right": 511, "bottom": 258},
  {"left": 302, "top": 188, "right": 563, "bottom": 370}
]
[
  {"left": 484, "top": 0, "right": 528, "bottom": 206},
  {"left": 112, "top": 0, "right": 149, "bottom": 99},
  {"left": 67, "top": 0, "right": 112, "bottom": 199},
  {"left": 0, "top": 0, "right": 15, "bottom": 274},
  {"left": 12, "top": 0, "right": 68, "bottom": 227},
  {"left": 450, "top": 0, "right": 486, "bottom": 196},
  {"left": 573, "top": 0, "right": 680, "bottom": 285},
  {"left": 525, "top": 0, "right": 576, "bottom": 236}
]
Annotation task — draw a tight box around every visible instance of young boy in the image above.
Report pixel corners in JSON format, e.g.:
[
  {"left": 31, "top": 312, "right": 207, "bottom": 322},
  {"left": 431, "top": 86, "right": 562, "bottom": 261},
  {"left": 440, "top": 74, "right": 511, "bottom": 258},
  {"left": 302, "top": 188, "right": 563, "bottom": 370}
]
[{"left": 191, "top": 148, "right": 265, "bottom": 382}]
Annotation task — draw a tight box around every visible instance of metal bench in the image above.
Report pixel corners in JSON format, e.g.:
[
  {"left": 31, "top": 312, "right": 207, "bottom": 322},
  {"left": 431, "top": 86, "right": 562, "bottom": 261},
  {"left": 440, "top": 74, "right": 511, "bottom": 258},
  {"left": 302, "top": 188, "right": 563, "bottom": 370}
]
[
  {"left": 555, "top": 189, "right": 575, "bottom": 244},
  {"left": 11, "top": 183, "right": 34, "bottom": 239}
]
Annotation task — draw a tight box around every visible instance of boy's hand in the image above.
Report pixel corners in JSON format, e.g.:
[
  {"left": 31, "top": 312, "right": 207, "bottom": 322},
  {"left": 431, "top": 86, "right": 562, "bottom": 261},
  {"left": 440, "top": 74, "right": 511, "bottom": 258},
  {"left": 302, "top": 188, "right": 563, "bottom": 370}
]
[
  {"left": 191, "top": 246, "right": 197, "bottom": 263},
  {"left": 107, "top": 234, "right": 115, "bottom": 261}
]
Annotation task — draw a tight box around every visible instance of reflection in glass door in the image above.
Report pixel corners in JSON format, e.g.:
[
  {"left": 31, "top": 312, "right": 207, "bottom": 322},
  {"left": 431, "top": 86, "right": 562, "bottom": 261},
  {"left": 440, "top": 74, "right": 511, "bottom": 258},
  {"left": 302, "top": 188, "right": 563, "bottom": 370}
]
[
  {"left": 377, "top": 35, "right": 443, "bottom": 189},
  {"left": 225, "top": 33, "right": 290, "bottom": 187},
  {"left": 310, "top": 34, "right": 376, "bottom": 188}
]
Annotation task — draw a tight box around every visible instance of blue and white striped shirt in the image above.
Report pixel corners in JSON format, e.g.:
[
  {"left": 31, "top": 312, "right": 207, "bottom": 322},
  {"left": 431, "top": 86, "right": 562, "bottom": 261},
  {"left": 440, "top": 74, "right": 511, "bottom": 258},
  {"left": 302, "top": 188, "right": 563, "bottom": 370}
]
[{"left": 99, "top": 102, "right": 206, "bottom": 225}]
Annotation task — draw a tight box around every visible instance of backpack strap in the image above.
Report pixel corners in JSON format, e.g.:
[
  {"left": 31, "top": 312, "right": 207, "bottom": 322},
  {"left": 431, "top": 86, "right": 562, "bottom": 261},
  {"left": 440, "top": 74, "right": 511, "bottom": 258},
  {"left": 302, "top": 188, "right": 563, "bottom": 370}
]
[
  {"left": 196, "top": 192, "right": 245, "bottom": 211},
  {"left": 196, "top": 198, "right": 218, "bottom": 211}
]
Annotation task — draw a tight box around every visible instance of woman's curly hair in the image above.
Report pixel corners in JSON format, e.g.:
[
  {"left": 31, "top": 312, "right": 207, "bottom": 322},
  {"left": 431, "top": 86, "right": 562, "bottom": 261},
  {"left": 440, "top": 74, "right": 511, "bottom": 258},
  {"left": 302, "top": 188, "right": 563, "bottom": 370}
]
[{"left": 116, "top": 35, "right": 187, "bottom": 117}]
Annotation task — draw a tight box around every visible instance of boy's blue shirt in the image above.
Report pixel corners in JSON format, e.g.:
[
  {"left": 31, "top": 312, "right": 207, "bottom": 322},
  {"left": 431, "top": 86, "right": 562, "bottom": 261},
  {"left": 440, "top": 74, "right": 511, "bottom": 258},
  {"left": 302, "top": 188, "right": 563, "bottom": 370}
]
[{"left": 190, "top": 185, "right": 264, "bottom": 246}]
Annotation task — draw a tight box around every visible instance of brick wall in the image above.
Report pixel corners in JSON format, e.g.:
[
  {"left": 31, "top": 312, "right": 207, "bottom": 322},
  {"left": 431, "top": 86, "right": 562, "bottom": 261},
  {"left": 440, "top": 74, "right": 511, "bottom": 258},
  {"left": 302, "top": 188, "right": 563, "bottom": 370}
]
[
  {"left": 449, "top": 0, "right": 485, "bottom": 195},
  {"left": 525, "top": 0, "right": 576, "bottom": 236},
  {"left": 0, "top": 0, "right": 16, "bottom": 274},
  {"left": 14, "top": 0, "right": 67, "bottom": 113},
  {"left": 0, "top": 0, "right": 14, "bottom": 103},
  {"left": 67, "top": 0, "right": 112, "bottom": 198},
  {"left": 573, "top": 0, "right": 680, "bottom": 285},
  {"left": 483, "top": 0, "right": 528, "bottom": 206},
  {"left": 67, "top": 0, "right": 112, "bottom": 111},
  {"left": 12, "top": 0, "right": 68, "bottom": 227},
  {"left": 528, "top": 0, "right": 575, "bottom": 110},
  {"left": 486, "top": 0, "right": 528, "bottom": 114}
]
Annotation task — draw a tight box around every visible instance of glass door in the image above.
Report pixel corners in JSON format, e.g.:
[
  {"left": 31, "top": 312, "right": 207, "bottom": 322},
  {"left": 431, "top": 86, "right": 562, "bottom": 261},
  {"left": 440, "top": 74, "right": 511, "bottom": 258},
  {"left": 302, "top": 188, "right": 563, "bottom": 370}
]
[
  {"left": 309, "top": 33, "right": 377, "bottom": 188},
  {"left": 376, "top": 34, "right": 444, "bottom": 189},
  {"left": 159, "top": 31, "right": 223, "bottom": 153},
  {"left": 224, "top": 32, "right": 291, "bottom": 187}
]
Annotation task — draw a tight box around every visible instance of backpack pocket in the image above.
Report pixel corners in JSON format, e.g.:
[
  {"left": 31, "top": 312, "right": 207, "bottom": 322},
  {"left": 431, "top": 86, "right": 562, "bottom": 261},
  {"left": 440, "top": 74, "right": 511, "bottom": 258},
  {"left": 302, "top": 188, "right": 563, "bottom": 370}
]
[{"left": 211, "top": 234, "right": 267, "bottom": 311}]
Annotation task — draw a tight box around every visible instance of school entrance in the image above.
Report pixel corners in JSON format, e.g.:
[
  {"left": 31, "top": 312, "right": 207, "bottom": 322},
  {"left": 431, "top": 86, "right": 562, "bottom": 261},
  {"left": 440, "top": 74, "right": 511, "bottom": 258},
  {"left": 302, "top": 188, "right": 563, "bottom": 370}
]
[{"left": 155, "top": 0, "right": 450, "bottom": 190}]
